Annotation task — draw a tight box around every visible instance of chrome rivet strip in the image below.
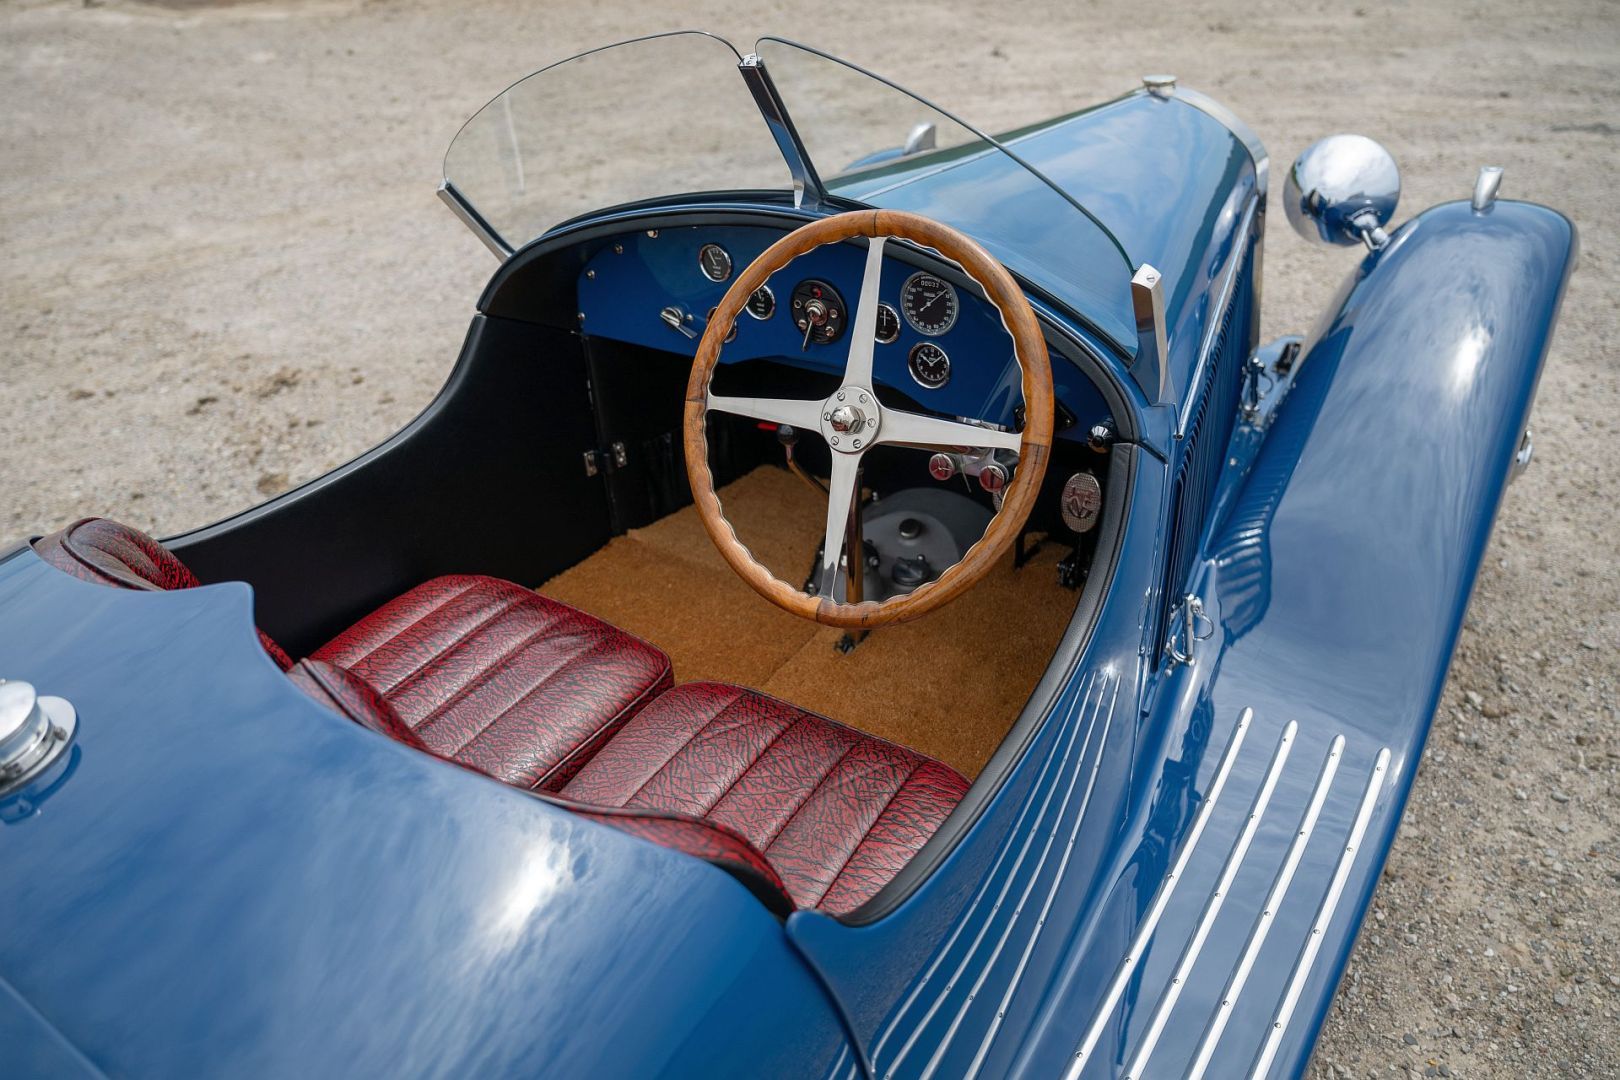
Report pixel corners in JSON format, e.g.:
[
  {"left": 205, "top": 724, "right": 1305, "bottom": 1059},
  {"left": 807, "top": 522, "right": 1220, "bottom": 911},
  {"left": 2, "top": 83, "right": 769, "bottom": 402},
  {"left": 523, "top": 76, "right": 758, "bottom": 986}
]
[
  {"left": 874, "top": 673, "right": 1109, "bottom": 1073},
  {"left": 1185, "top": 734, "right": 1345, "bottom": 1080},
  {"left": 960, "top": 679, "right": 1121, "bottom": 1079},
  {"left": 1064, "top": 707, "right": 1255, "bottom": 1080},
  {"left": 1122, "top": 721, "right": 1298, "bottom": 1080},
  {"left": 1249, "top": 747, "right": 1390, "bottom": 1079}
]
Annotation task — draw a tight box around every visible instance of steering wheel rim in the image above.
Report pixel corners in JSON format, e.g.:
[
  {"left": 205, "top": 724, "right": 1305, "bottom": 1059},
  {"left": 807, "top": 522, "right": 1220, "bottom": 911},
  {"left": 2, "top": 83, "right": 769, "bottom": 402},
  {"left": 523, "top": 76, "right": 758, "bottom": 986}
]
[{"left": 683, "top": 208, "right": 1053, "bottom": 630}]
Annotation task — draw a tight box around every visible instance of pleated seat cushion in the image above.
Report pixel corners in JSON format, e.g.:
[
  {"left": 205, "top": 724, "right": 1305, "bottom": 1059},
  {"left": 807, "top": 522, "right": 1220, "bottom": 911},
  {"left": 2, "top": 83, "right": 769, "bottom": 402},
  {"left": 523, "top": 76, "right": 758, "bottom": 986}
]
[
  {"left": 561, "top": 681, "right": 970, "bottom": 914},
  {"left": 311, "top": 575, "right": 673, "bottom": 791}
]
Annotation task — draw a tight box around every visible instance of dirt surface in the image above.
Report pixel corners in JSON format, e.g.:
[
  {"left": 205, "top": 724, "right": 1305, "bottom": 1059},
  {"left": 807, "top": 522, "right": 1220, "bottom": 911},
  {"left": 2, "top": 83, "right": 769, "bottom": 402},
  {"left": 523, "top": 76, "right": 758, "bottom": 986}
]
[{"left": 2, "top": 0, "right": 1616, "bottom": 1075}]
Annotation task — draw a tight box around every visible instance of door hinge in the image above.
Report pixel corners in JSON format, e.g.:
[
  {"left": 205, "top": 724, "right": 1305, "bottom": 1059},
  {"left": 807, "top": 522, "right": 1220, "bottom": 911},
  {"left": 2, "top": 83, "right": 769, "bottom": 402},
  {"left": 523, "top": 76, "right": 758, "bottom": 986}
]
[
  {"left": 583, "top": 441, "right": 630, "bottom": 478},
  {"left": 1166, "top": 593, "right": 1214, "bottom": 667}
]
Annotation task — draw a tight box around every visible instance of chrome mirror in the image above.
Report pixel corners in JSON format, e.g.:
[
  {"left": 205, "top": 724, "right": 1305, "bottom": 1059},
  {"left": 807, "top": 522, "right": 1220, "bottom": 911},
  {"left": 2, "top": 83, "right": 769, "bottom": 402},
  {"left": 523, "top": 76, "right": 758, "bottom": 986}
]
[{"left": 1283, "top": 134, "right": 1400, "bottom": 250}]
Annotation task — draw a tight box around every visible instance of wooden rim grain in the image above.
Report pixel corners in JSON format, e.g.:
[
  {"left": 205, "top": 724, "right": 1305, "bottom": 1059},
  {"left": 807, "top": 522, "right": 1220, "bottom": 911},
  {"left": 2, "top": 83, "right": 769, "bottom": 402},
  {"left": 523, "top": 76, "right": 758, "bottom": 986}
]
[{"left": 684, "top": 208, "right": 1053, "bottom": 629}]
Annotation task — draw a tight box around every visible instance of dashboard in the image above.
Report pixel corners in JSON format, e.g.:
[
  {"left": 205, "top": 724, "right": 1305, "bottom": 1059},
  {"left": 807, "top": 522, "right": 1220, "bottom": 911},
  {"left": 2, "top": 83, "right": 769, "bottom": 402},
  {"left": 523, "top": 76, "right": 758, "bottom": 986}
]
[{"left": 574, "top": 223, "right": 1108, "bottom": 441}]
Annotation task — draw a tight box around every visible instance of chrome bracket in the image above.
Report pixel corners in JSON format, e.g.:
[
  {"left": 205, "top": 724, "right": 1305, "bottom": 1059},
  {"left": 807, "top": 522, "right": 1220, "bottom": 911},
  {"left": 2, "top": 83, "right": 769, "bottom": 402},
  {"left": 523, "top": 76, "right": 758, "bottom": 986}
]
[
  {"left": 1166, "top": 593, "right": 1214, "bottom": 668},
  {"left": 1511, "top": 426, "right": 1533, "bottom": 481},
  {"left": 738, "top": 54, "right": 824, "bottom": 211},
  {"left": 1130, "top": 263, "right": 1170, "bottom": 406},
  {"left": 436, "top": 179, "right": 513, "bottom": 261}
]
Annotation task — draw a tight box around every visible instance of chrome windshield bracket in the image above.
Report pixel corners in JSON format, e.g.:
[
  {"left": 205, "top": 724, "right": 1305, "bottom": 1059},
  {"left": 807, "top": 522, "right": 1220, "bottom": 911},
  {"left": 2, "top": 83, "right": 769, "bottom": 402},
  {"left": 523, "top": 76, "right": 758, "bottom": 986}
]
[
  {"left": 437, "top": 179, "right": 513, "bottom": 261},
  {"left": 1166, "top": 593, "right": 1214, "bottom": 668},
  {"left": 1131, "top": 263, "right": 1171, "bottom": 406},
  {"left": 738, "top": 54, "right": 825, "bottom": 211}
]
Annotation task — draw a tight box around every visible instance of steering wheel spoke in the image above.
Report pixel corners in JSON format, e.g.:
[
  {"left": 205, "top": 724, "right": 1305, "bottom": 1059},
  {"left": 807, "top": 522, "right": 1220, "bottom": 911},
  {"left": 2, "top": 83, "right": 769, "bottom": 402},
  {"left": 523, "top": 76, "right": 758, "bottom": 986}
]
[
  {"left": 840, "top": 235, "right": 888, "bottom": 392},
  {"left": 875, "top": 408, "right": 1023, "bottom": 452},
  {"left": 815, "top": 453, "right": 862, "bottom": 600},
  {"left": 707, "top": 393, "right": 825, "bottom": 432}
]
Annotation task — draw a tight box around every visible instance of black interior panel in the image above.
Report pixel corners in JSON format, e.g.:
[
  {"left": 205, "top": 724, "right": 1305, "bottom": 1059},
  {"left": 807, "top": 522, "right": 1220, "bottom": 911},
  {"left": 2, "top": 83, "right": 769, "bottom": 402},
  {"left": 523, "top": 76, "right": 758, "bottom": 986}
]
[{"left": 169, "top": 315, "right": 611, "bottom": 657}]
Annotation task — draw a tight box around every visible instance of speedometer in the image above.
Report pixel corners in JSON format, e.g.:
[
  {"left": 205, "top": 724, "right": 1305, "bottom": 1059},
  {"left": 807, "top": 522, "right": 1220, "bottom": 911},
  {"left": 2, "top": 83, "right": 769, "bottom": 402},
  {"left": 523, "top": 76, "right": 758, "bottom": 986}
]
[{"left": 900, "top": 272, "right": 958, "bottom": 336}]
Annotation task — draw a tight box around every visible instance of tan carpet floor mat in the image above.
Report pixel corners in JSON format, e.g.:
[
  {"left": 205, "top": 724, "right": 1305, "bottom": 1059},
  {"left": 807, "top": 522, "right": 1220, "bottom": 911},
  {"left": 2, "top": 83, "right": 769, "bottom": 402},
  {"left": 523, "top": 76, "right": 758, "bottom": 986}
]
[{"left": 540, "top": 466, "right": 1077, "bottom": 779}]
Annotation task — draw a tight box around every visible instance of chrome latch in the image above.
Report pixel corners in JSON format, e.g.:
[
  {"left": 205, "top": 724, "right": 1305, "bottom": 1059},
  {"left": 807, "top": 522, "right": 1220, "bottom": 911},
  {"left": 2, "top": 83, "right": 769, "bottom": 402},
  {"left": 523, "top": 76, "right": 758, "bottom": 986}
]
[
  {"left": 1166, "top": 594, "right": 1214, "bottom": 667},
  {"left": 1240, "top": 352, "right": 1274, "bottom": 423}
]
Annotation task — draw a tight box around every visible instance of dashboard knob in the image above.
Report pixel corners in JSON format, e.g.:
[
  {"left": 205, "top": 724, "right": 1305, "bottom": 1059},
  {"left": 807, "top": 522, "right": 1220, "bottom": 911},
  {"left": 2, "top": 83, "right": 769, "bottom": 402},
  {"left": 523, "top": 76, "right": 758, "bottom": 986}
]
[
  {"left": 928, "top": 453, "right": 957, "bottom": 481},
  {"left": 978, "top": 462, "right": 1008, "bottom": 494}
]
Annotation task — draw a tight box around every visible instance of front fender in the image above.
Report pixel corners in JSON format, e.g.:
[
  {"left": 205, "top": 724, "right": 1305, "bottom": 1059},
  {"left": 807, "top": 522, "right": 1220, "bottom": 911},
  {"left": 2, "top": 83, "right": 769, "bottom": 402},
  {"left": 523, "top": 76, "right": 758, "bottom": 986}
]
[{"left": 1032, "top": 196, "right": 1576, "bottom": 1080}]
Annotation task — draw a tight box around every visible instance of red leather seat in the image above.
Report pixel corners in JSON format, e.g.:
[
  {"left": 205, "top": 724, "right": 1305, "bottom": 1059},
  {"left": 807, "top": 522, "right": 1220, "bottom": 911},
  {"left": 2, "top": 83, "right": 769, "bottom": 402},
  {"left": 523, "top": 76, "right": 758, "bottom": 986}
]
[
  {"left": 560, "top": 683, "right": 970, "bottom": 914},
  {"left": 311, "top": 575, "right": 672, "bottom": 791}
]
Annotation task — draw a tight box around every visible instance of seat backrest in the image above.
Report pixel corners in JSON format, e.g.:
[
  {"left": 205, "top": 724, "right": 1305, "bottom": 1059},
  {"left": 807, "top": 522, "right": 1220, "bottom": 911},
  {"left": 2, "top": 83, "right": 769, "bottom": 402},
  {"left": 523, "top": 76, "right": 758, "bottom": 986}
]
[{"left": 34, "top": 517, "right": 293, "bottom": 670}]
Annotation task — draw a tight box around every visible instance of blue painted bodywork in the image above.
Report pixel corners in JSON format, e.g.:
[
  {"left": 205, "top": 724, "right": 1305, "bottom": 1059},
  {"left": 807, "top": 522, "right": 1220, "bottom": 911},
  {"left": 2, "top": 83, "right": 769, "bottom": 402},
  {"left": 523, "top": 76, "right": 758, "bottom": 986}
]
[
  {"left": 0, "top": 561, "right": 852, "bottom": 1076},
  {"left": 1, "top": 32, "right": 1576, "bottom": 1078}
]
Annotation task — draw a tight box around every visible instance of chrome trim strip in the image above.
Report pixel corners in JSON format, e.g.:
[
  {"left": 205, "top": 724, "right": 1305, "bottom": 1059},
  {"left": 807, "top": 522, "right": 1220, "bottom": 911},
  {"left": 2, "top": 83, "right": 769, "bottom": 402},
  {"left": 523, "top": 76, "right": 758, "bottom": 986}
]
[
  {"left": 436, "top": 180, "right": 513, "bottom": 260},
  {"left": 1187, "top": 735, "right": 1344, "bottom": 1080},
  {"left": 1249, "top": 747, "right": 1391, "bottom": 1079},
  {"left": 960, "top": 679, "right": 1122, "bottom": 1079},
  {"left": 1171, "top": 86, "right": 1270, "bottom": 197},
  {"left": 872, "top": 673, "right": 1106, "bottom": 1069},
  {"left": 1177, "top": 194, "right": 1259, "bottom": 438},
  {"left": 1123, "top": 721, "right": 1298, "bottom": 1080},
  {"left": 1064, "top": 707, "right": 1255, "bottom": 1080}
]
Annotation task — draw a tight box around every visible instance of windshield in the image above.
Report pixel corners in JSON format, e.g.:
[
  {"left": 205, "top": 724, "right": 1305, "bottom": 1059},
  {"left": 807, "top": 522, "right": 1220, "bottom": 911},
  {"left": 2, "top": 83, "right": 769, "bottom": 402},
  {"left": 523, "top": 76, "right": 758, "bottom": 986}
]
[
  {"left": 443, "top": 32, "right": 790, "bottom": 251},
  {"left": 442, "top": 33, "right": 1135, "bottom": 352}
]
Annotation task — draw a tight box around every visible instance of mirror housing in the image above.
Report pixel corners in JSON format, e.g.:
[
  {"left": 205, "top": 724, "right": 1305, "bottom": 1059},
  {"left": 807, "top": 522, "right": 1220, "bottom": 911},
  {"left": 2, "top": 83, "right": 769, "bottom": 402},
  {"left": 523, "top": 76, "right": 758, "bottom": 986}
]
[{"left": 1284, "top": 134, "right": 1400, "bottom": 250}]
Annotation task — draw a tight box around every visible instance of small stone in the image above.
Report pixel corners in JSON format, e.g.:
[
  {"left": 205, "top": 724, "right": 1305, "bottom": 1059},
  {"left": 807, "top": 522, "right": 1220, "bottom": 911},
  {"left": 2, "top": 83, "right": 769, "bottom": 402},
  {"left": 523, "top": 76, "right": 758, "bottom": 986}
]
[
  {"left": 256, "top": 472, "right": 289, "bottom": 495},
  {"left": 1403, "top": 1032, "right": 1419, "bottom": 1045},
  {"left": 68, "top": 388, "right": 95, "bottom": 400},
  {"left": 1551, "top": 791, "right": 1570, "bottom": 803},
  {"left": 1466, "top": 691, "right": 1485, "bottom": 709}
]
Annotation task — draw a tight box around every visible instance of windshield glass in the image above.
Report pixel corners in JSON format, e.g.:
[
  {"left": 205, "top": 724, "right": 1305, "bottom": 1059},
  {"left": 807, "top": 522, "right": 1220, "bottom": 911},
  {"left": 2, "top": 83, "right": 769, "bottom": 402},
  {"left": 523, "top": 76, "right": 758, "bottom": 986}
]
[
  {"left": 754, "top": 38, "right": 1134, "bottom": 351},
  {"left": 443, "top": 32, "right": 789, "bottom": 251}
]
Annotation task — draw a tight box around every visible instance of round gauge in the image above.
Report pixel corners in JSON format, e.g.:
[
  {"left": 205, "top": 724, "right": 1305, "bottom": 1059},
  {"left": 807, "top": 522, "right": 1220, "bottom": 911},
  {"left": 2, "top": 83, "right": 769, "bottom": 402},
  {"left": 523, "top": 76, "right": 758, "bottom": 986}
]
[
  {"left": 874, "top": 302, "right": 901, "bottom": 344},
  {"left": 900, "top": 271, "right": 958, "bottom": 336},
  {"left": 789, "top": 279, "right": 847, "bottom": 346},
  {"left": 745, "top": 285, "right": 775, "bottom": 321},
  {"left": 698, "top": 243, "right": 733, "bottom": 283},
  {"left": 908, "top": 342, "right": 951, "bottom": 389}
]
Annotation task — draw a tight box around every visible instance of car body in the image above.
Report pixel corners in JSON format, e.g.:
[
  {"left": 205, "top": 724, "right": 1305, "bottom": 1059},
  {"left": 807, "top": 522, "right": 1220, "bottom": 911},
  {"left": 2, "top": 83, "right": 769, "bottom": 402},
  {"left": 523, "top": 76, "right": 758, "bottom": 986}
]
[{"left": 0, "top": 31, "right": 1576, "bottom": 1079}]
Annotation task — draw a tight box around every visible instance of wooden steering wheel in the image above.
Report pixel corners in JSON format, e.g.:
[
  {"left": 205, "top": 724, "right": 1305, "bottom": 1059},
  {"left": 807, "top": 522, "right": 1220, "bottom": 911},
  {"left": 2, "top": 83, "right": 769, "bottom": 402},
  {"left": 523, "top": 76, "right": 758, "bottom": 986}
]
[{"left": 684, "top": 209, "right": 1053, "bottom": 629}]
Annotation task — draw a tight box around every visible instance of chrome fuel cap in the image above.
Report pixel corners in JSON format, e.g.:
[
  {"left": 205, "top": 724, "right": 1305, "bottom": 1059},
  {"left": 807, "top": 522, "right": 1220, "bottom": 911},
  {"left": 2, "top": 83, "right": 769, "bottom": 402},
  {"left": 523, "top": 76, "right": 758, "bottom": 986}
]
[{"left": 0, "top": 680, "right": 77, "bottom": 797}]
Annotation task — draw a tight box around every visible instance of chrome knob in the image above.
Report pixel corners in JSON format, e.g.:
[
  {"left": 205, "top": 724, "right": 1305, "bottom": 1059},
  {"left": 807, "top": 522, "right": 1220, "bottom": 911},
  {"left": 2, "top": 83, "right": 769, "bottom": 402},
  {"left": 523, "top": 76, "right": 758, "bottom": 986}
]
[
  {"left": 978, "top": 462, "right": 1008, "bottom": 494},
  {"left": 928, "top": 453, "right": 957, "bottom": 481}
]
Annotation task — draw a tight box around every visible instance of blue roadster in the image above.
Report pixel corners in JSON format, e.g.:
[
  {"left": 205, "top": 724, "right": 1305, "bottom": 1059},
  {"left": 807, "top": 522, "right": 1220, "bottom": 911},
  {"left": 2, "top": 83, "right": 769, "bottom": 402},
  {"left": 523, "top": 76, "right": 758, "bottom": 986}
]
[{"left": 0, "top": 31, "right": 1576, "bottom": 1079}]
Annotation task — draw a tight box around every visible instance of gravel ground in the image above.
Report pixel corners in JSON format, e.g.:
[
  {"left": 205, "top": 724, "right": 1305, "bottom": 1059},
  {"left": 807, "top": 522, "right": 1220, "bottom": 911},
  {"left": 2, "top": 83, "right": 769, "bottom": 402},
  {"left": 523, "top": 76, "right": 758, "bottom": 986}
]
[{"left": 3, "top": 0, "right": 1616, "bottom": 1075}]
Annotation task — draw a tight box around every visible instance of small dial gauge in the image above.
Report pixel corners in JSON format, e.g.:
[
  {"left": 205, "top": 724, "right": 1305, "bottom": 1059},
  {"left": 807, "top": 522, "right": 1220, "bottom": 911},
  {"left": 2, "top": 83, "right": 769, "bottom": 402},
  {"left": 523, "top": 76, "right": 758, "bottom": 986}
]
[
  {"left": 789, "top": 279, "right": 847, "bottom": 347},
  {"left": 874, "top": 302, "right": 901, "bottom": 344},
  {"left": 745, "top": 285, "right": 775, "bottom": 320},
  {"left": 900, "top": 272, "right": 958, "bottom": 336},
  {"left": 908, "top": 342, "right": 952, "bottom": 389},
  {"left": 698, "top": 243, "right": 733, "bottom": 283}
]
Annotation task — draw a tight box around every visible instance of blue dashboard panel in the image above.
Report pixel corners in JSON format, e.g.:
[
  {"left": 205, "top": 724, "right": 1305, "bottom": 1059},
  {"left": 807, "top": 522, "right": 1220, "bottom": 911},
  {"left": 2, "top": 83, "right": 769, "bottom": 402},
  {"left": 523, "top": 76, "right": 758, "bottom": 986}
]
[{"left": 575, "top": 224, "right": 1108, "bottom": 439}]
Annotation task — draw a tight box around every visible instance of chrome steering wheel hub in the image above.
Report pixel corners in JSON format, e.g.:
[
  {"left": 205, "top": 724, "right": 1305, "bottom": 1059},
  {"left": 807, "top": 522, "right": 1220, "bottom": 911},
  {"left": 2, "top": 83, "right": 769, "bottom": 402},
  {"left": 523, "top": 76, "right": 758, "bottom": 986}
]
[{"left": 820, "top": 386, "right": 880, "bottom": 452}]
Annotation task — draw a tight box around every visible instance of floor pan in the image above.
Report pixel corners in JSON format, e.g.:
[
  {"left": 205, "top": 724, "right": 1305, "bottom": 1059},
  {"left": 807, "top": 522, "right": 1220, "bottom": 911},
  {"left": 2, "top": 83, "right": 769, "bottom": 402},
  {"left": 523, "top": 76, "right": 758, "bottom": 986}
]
[{"left": 540, "top": 466, "right": 1077, "bottom": 778}]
